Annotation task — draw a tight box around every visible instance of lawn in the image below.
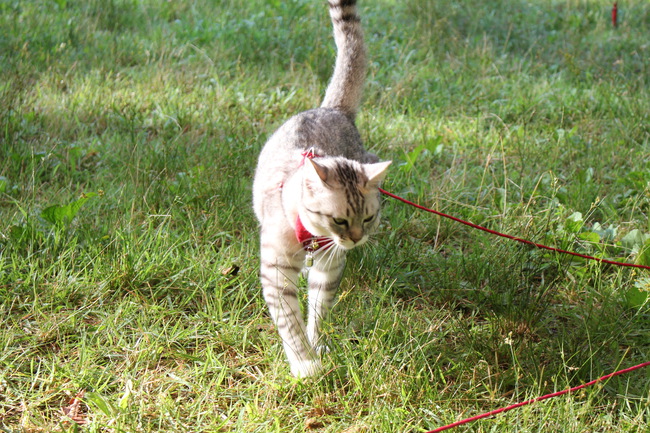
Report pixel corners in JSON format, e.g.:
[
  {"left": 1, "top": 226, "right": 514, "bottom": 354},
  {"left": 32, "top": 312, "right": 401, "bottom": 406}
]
[{"left": 0, "top": 0, "right": 648, "bottom": 432}]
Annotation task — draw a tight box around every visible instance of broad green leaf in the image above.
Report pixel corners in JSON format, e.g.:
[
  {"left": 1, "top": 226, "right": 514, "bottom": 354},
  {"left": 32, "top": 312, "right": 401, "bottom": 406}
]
[
  {"left": 41, "top": 192, "right": 98, "bottom": 226},
  {"left": 85, "top": 392, "right": 115, "bottom": 417},
  {"left": 620, "top": 229, "right": 650, "bottom": 250},
  {"left": 591, "top": 222, "right": 617, "bottom": 242},
  {"left": 637, "top": 239, "right": 650, "bottom": 267},
  {"left": 624, "top": 286, "right": 648, "bottom": 309},
  {"left": 565, "top": 212, "right": 583, "bottom": 233},
  {"left": 578, "top": 231, "right": 600, "bottom": 243}
]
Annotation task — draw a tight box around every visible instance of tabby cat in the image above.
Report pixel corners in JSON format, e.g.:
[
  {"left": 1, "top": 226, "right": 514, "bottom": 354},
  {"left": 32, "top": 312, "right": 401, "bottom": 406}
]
[{"left": 253, "top": 0, "right": 391, "bottom": 378}]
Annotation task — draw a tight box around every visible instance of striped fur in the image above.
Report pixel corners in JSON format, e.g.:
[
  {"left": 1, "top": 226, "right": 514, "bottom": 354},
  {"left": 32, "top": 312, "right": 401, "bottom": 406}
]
[
  {"left": 252, "top": 0, "right": 391, "bottom": 378},
  {"left": 321, "top": 0, "right": 366, "bottom": 119}
]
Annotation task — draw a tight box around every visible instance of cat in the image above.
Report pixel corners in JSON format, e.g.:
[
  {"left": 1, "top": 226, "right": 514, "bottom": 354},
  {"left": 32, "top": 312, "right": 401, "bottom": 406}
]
[{"left": 252, "top": 0, "right": 391, "bottom": 378}]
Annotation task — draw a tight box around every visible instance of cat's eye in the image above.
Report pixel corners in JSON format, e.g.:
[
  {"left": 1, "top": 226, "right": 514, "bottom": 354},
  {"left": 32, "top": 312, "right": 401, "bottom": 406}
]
[
  {"left": 363, "top": 215, "right": 375, "bottom": 223},
  {"left": 332, "top": 218, "right": 348, "bottom": 226}
]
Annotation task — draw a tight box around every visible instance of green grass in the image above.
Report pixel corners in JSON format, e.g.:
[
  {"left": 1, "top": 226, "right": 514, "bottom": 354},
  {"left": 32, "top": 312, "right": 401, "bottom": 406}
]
[{"left": 1, "top": 0, "right": 649, "bottom": 431}]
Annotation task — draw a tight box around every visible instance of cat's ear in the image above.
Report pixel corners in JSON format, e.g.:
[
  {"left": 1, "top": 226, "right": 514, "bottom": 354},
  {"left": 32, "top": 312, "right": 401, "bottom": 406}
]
[
  {"left": 304, "top": 158, "right": 330, "bottom": 185},
  {"left": 364, "top": 160, "right": 392, "bottom": 187}
]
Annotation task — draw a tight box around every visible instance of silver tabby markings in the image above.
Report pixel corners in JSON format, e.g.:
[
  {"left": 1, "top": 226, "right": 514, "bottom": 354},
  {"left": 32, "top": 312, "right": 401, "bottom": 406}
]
[
  {"left": 336, "top": 162, "right": 365, "bottom": 214},
  {"left": 252, "top": 0, "right": 391, "bottom": 378}
]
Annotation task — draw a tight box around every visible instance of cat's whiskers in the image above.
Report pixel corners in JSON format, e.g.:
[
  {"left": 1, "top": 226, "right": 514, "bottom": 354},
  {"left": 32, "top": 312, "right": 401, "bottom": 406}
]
[
  {"left": 314, "top": 241, "right": 344, "bottom": 270},
  {"left": 364, "top": 236, "right": 379, "bottom": 248}
]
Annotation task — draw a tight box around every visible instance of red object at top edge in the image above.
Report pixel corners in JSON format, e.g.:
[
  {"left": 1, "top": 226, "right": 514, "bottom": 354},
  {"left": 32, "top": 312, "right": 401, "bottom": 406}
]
[{"left": 612, "top": 2, "right": 618, "bottom": 27}]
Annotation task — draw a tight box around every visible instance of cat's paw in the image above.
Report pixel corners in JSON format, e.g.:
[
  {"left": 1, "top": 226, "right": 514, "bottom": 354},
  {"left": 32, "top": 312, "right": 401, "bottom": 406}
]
[{"left": 290, "top": 358, "right": 323, "bottom": 378}]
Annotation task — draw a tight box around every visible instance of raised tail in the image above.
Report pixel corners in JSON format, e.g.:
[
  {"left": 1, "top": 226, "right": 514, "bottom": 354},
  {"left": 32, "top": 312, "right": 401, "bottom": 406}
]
[{"left": 321, "top": 0, "right": 367, "bottom": 120}]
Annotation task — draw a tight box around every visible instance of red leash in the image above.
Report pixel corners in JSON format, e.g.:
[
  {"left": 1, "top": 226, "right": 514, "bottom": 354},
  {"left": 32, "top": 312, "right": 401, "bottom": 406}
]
[
  {"left": 379, "top": 188, "right": 650, "bottom": 271},
  {"left": 424, "top": 361, "right": 650, "bottom": 433},
  {"left": 379, "top": 187, "right": 649, "bottom": 431}
]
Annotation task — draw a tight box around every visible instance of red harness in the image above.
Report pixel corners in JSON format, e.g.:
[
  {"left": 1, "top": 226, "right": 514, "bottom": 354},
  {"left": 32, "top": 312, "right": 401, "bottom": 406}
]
[
  {"left": 295, "top": 214, "right": 331, "bottom": 252},
  {"left": 294, "top": 149, "right": 333, "bottom": 253},
  {"left": 298, "top": 149, "right": 319, "bottom": 166}
]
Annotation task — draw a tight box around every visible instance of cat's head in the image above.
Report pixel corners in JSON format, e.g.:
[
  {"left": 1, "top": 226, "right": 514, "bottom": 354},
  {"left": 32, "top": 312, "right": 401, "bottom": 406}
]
[{"left": 299, "top": 157, "right": 391, "bottom": 250}]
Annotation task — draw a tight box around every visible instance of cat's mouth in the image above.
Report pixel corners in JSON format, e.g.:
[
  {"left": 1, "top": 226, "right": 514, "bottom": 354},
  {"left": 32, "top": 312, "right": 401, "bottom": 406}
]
[{"left": 336, "top": 235, "right": 368, "bottom": 250}]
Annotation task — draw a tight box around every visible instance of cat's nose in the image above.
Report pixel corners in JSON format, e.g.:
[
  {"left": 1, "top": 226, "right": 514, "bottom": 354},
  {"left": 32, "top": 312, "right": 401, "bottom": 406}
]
[{"left": 349, "top": 229, "right": 363, "bottom": 243}]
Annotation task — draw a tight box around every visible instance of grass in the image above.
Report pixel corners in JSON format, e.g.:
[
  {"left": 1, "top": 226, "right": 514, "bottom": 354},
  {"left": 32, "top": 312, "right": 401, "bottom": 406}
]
[{"left": 1, "top": 0, "right": 649, "bottom": 431}]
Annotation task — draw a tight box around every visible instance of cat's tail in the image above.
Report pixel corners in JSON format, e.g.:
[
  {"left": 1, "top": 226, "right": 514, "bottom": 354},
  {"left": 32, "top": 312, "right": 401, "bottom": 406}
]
[{"left": 321, "top": 0, "right": 366, "bottom": 120}]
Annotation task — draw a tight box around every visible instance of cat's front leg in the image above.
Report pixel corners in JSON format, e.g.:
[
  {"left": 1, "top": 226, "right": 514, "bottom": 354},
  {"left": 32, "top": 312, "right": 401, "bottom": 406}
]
[
  {"left": 260, "top": 235, "right": 320, "bottom": 377},
  {"left": 306, "top": 249, "right": 346, "bottom": 353}
]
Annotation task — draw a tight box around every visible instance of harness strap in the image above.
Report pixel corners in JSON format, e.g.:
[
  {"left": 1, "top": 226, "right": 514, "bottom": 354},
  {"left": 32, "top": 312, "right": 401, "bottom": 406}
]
[{"left": 293, "top": 149, "right": 332, "bottom": 252}]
